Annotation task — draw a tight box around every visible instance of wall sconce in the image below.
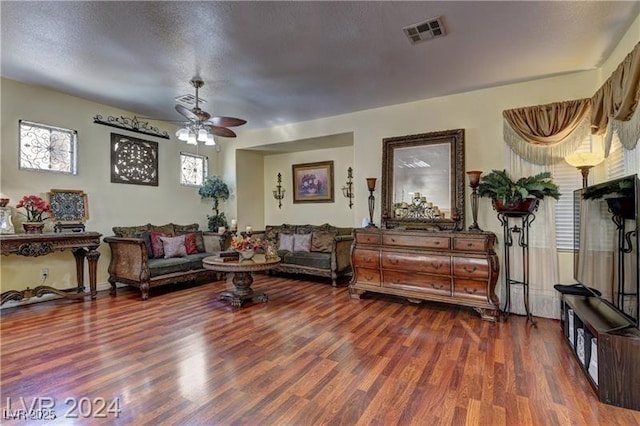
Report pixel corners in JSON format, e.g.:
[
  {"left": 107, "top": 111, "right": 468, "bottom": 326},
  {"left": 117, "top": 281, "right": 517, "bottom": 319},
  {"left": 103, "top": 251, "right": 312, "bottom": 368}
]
[
  {"left": 272, "top": 172, "right": 285, "bottom": 209},
  {"left": 366, "top": 177, "right": 377, "bottom": 228},
  {"left": 565, "top": 152, "right": 605, "bottom": 188},
  {"left": 341, "top": 167, "right": 354, "bottom": 209}
]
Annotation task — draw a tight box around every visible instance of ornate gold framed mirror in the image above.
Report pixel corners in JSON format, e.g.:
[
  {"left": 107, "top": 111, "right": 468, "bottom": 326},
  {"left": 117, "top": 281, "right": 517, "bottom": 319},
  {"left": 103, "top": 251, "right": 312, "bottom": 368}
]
[{"left": 381, "top": 129, "right": 465, "bottom": 231}]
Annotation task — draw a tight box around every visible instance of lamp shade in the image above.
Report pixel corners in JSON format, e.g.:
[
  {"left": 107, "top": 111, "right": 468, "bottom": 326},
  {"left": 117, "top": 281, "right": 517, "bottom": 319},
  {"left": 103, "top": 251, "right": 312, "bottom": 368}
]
[
  {"left": 176, "top": 127, "right": 189, "bottom": 141},
  {"left": 197, "top": 129, "right": 209, "bottom": 142},
  {"left": 565, "top": 152, "right": 604, "bottom": 168},
  {"left": 205, "top": 134, "right": 216, "bottom": 146}
]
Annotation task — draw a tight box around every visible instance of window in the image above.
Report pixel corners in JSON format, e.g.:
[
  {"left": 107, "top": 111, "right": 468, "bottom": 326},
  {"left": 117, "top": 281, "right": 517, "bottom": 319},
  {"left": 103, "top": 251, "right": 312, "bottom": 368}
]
[
  {"left": 19, "top": 120, "right": 77, "bottom": 174},
  {"left": 180, "top": 152, "right": 208, "bottom": 186}
]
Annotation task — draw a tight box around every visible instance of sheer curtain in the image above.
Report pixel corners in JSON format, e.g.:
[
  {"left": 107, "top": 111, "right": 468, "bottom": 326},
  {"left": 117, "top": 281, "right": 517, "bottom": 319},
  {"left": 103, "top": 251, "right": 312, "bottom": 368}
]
[{"left": 504, "top": 147, "right": 560, "bottom": 318}]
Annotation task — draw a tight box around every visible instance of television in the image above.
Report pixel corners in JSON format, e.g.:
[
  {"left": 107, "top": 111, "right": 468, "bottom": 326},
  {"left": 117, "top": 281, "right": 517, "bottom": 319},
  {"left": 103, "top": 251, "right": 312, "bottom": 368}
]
[{"left": 573, "top": 174, "right": 639, "bottom": 329}]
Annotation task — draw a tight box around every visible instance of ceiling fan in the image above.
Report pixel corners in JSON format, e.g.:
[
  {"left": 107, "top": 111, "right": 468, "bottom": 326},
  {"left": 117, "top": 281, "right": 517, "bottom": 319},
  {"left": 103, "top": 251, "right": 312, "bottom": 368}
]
[{"left": 174, "top": 78, "right": 246, "bottom": 144}]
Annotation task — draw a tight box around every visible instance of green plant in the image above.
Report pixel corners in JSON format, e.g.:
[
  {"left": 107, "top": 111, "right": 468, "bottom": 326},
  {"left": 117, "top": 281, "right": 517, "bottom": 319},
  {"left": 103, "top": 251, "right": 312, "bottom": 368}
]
[
  {"left": 199, "top": 176, "right": 230, "bottom": 231},
  {"left": 583, "top": 176, "right": 635, "bottom": 200},
  {"left": 478, "top": 169, "right": 561, "bottom": 204}
]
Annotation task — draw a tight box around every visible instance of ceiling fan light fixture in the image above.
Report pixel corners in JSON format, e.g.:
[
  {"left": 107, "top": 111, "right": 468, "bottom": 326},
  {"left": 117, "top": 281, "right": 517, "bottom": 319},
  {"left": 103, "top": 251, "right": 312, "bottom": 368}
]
[
  {"left": 176, "top": 127, "right": 189, "bottom": 141},
  {"left": 205, "top": 134, "right": 216, "bottom": 146},
  {"left": 197, "top": 128, "right": 209, "bottom": 142},
  {"left": 187, "top": 132, "right": 198, "bottom": 145}
]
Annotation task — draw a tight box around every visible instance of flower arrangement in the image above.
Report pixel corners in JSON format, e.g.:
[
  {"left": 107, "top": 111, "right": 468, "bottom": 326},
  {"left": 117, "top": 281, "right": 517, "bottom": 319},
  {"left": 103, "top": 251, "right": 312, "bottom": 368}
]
[
  {"left": 16, "top": 195, "right": 52, "bottom": 222},
  {"left": 230, "top": 235, "right": 264, "bottom": 252}
]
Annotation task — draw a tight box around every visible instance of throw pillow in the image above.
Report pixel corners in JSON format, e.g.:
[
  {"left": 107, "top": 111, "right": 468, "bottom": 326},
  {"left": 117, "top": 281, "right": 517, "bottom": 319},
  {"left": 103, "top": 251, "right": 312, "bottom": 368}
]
[
  {"left": 149, "top": 223, "right": 175, "bottom": 236},
  {"left": 149, "top": 231, "right": 169, "bottom": 258},
  {"left": 159, "top": 235, "right": 187, "bottom": 258},
  {"left": 112, "top": 224, "right": 150, "bottom": 238},
  {"left": 293, "top": 233, "right": 312, "bottom": 252},
  {"left": 311, "top": 231, "right": 334, "bottom": 253},
  {"left": 278, "top": 233, "right": 294, "bottom": 252},
  {"left": 183, "top": 232, "right": 199, "bottom": 255},
  {"left": 137, "top": 231, "right": 154, "bottom": 258},
  {"left": 177, "top": 230, "right": 205, "bottom": 253}
]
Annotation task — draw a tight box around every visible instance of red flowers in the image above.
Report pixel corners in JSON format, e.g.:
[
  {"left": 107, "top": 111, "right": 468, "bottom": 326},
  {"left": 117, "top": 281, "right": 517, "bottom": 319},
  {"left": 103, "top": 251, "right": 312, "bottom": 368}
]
[{"left": 16, "top": 195, "right": 51, "bottom": 222}]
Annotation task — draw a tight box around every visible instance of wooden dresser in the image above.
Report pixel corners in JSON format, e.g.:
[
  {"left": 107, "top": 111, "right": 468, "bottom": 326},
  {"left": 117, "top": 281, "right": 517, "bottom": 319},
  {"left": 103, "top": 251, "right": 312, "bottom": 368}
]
[{"left": 349, "top": 228, "right": 500, "bottom": 321}]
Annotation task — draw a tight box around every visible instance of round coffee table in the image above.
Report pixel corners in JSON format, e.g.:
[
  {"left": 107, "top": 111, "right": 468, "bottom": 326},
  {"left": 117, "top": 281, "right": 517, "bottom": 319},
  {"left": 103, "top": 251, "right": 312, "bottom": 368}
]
[{"left": 203, "top": 254, "right": 281, "bottom": 308}]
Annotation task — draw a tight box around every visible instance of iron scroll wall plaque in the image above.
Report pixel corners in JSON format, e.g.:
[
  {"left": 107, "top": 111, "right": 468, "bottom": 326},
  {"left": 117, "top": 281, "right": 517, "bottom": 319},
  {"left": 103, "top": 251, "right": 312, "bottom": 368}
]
[{"left": 94, "top": 115, "right": 170, "bottom": 140}]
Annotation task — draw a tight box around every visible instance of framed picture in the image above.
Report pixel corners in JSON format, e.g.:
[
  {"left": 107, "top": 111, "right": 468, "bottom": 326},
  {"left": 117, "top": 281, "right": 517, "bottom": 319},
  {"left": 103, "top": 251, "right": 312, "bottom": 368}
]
[
  {"left": 47, "top": 189, "right": 89, "bottom": 232},
  {"left": 292, "top": 161, "right": 334, "bottom": 203},
  {"left": 110, "top": 133, "right": 159, "bottom": 186}
]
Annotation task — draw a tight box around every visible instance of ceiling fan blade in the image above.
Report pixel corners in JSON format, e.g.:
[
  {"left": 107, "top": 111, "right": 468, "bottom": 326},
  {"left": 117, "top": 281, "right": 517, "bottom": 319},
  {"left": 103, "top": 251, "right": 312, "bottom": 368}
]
[
  {"left": 206, "top": 126, "right": 237, "bottom": 138},
  {"left": 191, "top": 107, "right": 210, "bottom": 121},
  {"left": 175, "top": 104, "right": 199, "bottom": 121},
  {"left": 204, "top": 116, "right": 247, "bottom": 128}
]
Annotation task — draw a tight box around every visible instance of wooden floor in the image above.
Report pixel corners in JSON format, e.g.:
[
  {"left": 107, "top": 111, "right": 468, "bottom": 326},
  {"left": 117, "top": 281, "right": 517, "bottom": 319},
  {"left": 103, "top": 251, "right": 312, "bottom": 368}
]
[{"left": 1, "top": 275, "right": 639, "bottom": 426}]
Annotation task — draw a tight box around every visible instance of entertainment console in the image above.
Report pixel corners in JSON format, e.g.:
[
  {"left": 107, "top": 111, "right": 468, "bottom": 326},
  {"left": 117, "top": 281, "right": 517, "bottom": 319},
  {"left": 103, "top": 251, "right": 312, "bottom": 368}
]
[
  {"left": 349, "top": 228, "right": 499, "bottom": 321},
  {"left": 560, "top": 294, "right": 640, "bottom": 410}
]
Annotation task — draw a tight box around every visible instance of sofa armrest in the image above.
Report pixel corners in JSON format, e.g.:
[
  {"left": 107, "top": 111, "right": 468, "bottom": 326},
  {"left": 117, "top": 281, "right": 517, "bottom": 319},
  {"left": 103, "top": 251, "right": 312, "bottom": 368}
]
[
  {"left": 103, "top": 236, "right": 150, "bottom": 283},
  {"left": 334, "top": 234, "right": 354, "bottom": 272}
]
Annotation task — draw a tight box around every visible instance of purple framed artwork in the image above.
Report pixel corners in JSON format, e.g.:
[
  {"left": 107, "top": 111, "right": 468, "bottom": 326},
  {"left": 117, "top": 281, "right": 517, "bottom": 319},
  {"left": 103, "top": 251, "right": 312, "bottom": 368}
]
[{"left": 292, "top": 161, "right": 334, "bottom": 203}]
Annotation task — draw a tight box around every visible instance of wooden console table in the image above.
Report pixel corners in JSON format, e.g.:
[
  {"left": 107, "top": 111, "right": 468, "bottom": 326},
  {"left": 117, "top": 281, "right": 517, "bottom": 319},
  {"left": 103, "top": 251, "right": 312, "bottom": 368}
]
[{"left": 0, "top": 232, "right": 102, "bottom": 304}]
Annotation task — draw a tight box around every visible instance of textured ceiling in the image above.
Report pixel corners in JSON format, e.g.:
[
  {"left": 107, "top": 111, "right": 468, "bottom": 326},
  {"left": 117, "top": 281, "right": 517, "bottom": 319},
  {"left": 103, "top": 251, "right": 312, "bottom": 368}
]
[{"left": 2, "top": 1, "right": 639, "bottom": 133}]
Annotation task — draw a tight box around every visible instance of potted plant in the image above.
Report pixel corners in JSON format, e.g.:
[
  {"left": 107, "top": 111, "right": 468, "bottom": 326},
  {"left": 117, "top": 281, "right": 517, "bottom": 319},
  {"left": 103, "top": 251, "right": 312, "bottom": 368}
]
[
  {"left": 583, "top": 175, "right": 635, "bottom": 219},
  {"left": 198, "top": 176, "right": 230, "bottom": 231},
  {"left": 478, "top": 169, "right": 561, "bottom": 213},
  {"left": 16, "top": 194, "right": 52, "bottom": 233}
]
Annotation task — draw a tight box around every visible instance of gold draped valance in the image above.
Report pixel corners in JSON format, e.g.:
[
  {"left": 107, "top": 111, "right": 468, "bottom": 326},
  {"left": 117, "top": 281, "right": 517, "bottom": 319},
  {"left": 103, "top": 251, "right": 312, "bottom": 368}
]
[{"left": 502, "top": 99, "right": 591, "bottom": 165}]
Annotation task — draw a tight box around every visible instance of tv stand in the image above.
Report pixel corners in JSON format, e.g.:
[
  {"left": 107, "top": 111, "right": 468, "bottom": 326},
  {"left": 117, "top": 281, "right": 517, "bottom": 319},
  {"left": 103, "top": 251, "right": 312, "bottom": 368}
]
[{"left": 560, "top": 294, "right": 640, "bottom": 411}]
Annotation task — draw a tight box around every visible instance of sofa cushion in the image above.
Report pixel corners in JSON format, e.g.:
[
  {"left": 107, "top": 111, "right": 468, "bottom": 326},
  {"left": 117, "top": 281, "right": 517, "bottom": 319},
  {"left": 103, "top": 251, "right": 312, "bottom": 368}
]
[
  {"left": 185, "top": 252, "right": 213, "bottom": 270},
  {"left": 173, "top": 223, "right": 199, "bottom": 234},
  {"left": 311, "top": 231, "right": 334, "bottom": 253},
  {"left": 160, "top": 235, "right": 187, "bottom": 258},
  {"left": 149, "top": 223, "right": 175, "bottom": 236},
  {"left": 282, "top": 251, "right": 331, "bottom": 270},
  {"left": 293, "top": 233, "right": 312, "bottom": 252},
  {"left": 182, "top": 232, "right": 199, "bottom": 255},
  {"left": 149, "top": 257, "right": 192, "bottom": 277},
  {"left": 113, "top": 224, "right": 151, "bottom": 238}
]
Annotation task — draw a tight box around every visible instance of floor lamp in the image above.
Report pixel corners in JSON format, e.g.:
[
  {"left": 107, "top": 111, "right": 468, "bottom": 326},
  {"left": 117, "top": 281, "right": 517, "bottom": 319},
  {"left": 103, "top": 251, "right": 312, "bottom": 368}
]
[{"left": 564, "top": 152, "right": 604, "bottom": 188}]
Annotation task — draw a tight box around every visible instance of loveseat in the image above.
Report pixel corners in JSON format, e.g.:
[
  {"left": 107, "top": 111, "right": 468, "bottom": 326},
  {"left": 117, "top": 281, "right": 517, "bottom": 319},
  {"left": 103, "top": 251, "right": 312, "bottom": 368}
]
[
  {"left": 104, "top": 223, "right": 219, "bottom": 300},
  {"left": 263, "top": 224, "right": 353, "bottom": 286}
]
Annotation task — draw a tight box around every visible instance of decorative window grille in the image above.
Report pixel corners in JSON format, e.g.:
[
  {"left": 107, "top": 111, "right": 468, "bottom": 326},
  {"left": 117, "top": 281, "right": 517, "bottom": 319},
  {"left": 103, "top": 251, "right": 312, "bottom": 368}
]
[
  {"left": 180, "top": 152, "right": 208, "bottom": 186},
  {"left": 19, "top": 120, "right": 77, "bottom": 174}
]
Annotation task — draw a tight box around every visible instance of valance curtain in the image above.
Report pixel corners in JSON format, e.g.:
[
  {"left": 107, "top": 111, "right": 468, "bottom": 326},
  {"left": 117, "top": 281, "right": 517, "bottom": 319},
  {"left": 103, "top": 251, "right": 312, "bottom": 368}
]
[
  {"left": 503, "top": 99, "right": 591, "bottom": 165},
  {"left": 591, "top": 41, "right": 640, "bottom": 152}
]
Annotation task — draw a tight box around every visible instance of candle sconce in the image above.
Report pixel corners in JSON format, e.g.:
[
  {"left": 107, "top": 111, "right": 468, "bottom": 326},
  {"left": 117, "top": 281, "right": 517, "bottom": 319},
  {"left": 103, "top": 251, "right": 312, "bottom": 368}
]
[
  {"left": 272, "top": 172, "right": 285, "bottom": 209},
  {"left": 341, "top": 167, "right": 354, "bottom": 209}
]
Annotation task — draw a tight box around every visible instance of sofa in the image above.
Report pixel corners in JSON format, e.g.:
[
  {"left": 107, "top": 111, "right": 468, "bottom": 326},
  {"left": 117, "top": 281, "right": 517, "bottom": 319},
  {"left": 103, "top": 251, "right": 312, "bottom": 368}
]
[
  {"left": 263, "top": 223, "right": 353, "bottom": 286},
  {"left": 104, "top": 223, "right": 219, "bottom": 300}
]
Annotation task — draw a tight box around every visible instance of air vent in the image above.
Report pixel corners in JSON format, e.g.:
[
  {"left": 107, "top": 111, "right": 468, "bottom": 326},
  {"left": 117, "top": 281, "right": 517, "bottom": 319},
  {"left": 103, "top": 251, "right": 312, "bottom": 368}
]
[
  {"left": 403, "top": 16, "right": 446, "bottom": 44},
  {"left": 175, "top": 94, "right": 206, "bottom": 106}
]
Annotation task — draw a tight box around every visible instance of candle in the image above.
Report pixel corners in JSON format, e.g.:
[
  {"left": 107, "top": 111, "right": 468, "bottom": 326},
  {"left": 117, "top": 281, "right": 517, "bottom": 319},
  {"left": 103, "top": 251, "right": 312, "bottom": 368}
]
[
  {"left": 414, "top": 192, "right": 421, "bottom": 198},
  {"left": 427, "top": 202, "right": 433, "bottom": 208},
  {"left": 421, "top": 196, "right": 427, "bottom": 202},
  {"left": 218, "top": 226, "right": 226, "bottom": 234},
  {"left": 231, "top": 219, "right": 237, "bottom": 225},
  {"left": 245, "top": 226, "right": 252, "bottom": 233}
]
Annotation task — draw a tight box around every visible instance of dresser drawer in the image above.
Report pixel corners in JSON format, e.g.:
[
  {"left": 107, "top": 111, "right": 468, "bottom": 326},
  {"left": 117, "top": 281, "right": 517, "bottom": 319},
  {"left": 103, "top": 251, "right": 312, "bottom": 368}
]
[
  {"left": 352, "top": 248, "right": 380, "bottom": 268},
  {"left": 382, "top": 234, "right": 450, "bottom": 250},
  {"left": 355, "top": 232, "right": 381, "bottom": 245},
  {"left": 381, "top": 252, "right": 450, "bottom": 274},
  {"left": 354, "top": 267, "right": 381, "bottom": 285},
  {"left": 383, "top": 270, "right": 451, "bottom": 295},
  {"left": 452, "top": 257, "right": 489, "bottom": 278},
  {"left": 453, "top": 237, "right": 487, "bottom": 252},
  {"left": 453, "top": 279, "right": 488, "bottom": 300}
]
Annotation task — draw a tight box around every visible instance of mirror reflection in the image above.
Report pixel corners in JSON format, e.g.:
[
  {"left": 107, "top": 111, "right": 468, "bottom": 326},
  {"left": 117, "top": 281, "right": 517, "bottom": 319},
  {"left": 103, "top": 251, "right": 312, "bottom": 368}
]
[{"left": 382, "top": 129, "right": 465, "bottom": 231}]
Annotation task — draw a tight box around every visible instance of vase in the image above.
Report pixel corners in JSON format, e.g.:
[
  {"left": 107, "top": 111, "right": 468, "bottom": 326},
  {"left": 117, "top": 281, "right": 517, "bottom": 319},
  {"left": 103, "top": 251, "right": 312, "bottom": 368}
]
[
  {"left": 0, "top": 206, "right": 14, "bottom": 234},
  {"left": 493, "top": 198, "right": 538, "bottom": 214},
  {"left": 238, "top": 249, "right": 255, "bottom": 260},
  {"left": 23, "top": 222, "right": 45, "bottom": 234}
]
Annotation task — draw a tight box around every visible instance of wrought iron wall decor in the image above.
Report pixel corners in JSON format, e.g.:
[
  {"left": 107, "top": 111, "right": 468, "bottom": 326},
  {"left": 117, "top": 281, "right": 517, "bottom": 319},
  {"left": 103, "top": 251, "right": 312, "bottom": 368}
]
[
  {"left": 110, "top": 133, "right": 159, "bottom": 186},
  {"left": 94, "top": 114, "right": 170, "bottom": 139},
  {"left": 273, "top": 173, "right": 285, "bottom": 209},
  {"left": 341, "top": 167, "right": 354, "bottom": 209}
]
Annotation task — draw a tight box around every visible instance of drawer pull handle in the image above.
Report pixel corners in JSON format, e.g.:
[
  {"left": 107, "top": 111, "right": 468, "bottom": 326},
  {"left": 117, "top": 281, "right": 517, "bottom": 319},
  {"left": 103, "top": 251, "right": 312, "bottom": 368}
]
[
  {"left": 431, "top": 284, "right": 444, "bottom": 290},
  {"left": 365, "top": 274, "right": 375, "bottom": 281},
  {"left": 464, "top": 288, "right": 478, "bottom": 294},
  {"left": 389, "top": 259, "right": 399, "bottom": 265},
  {"left": 434, "top": 241, "right": 440, "bottom": 245},
  {"left": 363, "top": 257, "right": 373, "bottom": 262},
  {"left": 391, "top": 238, "right": 396, "bottom": 242},
  {"left": 467, "top": 242, "right": 474, "bottom": 247},
  {"left": 430, "top": 262, "right": 442, "bottom": 269},
  {"left": 463, "top": 265, "right": 477, "bottom": 273}
]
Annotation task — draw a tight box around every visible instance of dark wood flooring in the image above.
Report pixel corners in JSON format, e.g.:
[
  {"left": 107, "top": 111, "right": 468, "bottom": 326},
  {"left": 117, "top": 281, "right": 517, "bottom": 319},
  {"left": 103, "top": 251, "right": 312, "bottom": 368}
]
[{"left": 1, "top": 275, "right": 639, "bottom": 425}]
